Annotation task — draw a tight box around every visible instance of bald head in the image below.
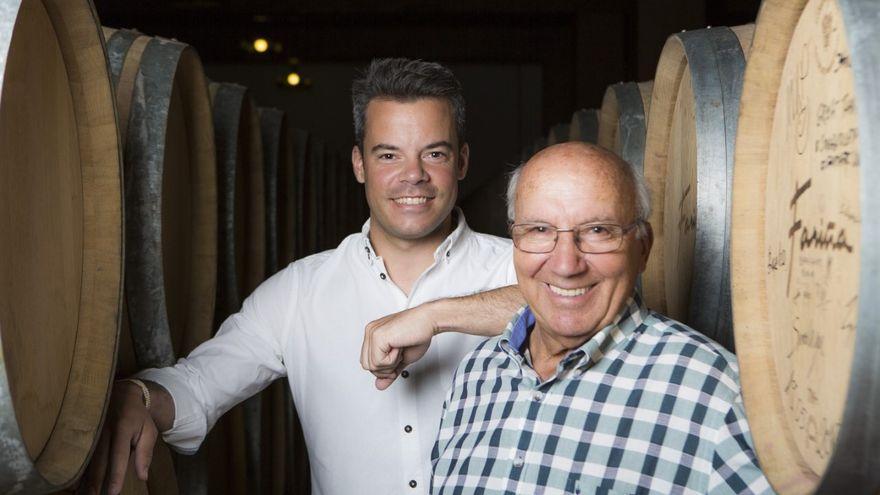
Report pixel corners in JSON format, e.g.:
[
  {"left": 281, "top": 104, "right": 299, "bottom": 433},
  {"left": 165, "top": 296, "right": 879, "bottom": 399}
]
[{"left": 506, "top": 143, "right": 651, "bottom": 234}]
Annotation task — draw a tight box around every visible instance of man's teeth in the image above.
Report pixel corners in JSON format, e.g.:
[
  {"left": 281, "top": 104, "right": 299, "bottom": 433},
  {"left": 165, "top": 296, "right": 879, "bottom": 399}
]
[
  {"left": 549, "top": 284, "right": 587, "bottom": 297},
  {"left": 394, "top": 197, "right": 428, "bottom": 205}
]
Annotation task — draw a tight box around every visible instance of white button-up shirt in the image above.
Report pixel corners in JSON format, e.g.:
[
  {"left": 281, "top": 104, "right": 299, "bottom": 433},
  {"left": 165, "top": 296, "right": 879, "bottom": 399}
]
[{"left": 138, "top": 212, "right": 516, "bottom": 494}]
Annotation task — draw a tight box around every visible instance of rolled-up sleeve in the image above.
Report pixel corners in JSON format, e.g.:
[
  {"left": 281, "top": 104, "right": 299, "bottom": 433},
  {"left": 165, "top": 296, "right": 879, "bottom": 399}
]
[{"left": 136, "top": 267, "right": 296, "bottom": 453}]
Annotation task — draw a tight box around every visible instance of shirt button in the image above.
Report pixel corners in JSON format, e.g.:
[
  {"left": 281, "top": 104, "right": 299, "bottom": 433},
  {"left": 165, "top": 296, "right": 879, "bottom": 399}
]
[
  {"left": 404, "top": 425, "right": 412, "bottom": 433},
  {"left": 409, "top": 480, "right": 417, "bottom": 488},
  {"left": 532, "top": 391, "right": 544, "bottom": 401},
  {"left": 401, "top": 370, "right": 410, "bottom": 378},
  {"left": 513, "top": 454, "right": 524, "bottom": 468},
  {"left": 446, "top": 250, "right": 451, "bottom": 257},
  {"left": 379, "top": 273, "right": 387, "bottom": 280}
]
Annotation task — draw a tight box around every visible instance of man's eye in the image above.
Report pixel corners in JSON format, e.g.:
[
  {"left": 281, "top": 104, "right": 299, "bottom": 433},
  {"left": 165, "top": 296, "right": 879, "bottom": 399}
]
[
  {"left": 532, "top": 226, "right": 549, "bottom": 234},
  {"left": 378, "top": 153, "right": 395, "bottom": 160},
  {"left": 427, "top": 151, "right": 447, "bottom": 159},
  {"left": 589, "top": 226, "right": 609, "bottom": 234}
]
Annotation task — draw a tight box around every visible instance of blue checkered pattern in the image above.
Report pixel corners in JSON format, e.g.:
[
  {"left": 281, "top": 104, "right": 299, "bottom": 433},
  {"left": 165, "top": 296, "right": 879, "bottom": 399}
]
[{"left": 431, "top": 294, "right": 774, "bottom": 494}]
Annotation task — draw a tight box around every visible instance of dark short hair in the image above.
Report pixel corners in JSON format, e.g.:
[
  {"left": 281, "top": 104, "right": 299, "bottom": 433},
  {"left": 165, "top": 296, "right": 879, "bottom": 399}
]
[{"left": 351, "top": 58, "right": 466, "bottom": 148}]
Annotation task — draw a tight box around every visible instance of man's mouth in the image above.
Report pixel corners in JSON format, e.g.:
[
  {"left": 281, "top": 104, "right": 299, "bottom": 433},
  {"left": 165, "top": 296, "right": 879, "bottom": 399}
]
[
  {"left": 547, "top": 283, "right": 592, "bottom": 297},
  {"left": 393, "top": 196, "right": 429, "bottom": 205}
]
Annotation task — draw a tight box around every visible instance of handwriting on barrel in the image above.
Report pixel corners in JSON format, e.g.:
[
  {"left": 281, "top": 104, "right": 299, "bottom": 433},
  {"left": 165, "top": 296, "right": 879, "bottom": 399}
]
[
  {"left": 784, "top": 371, "right": 840, "bottom": 461},
  {"left": 786, "top": 178, "right": 855, "bottom": 295},
  {"left": 815, "top": 94, "right": 855, "bottom": 127},
  {"left": 767, "top": 247, "right": 787, "bottom": 272},
  {"left": 786, "top": 325, "right": 825, "bottom": 360},
  {"left": 796, "top": 220, "right": 853, "bottom": 252},
  {"left": 815, "top": 127, "right": 856, "bottom": 151},
  {"left": 678, "top": 185, "right": 696, "bottom": 235}
]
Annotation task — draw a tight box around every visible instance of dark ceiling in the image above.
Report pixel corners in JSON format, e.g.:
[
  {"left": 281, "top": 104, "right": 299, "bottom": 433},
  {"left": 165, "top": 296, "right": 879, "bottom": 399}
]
[{"left": 94, "top": 0, "right": 760, "bottom": 127}]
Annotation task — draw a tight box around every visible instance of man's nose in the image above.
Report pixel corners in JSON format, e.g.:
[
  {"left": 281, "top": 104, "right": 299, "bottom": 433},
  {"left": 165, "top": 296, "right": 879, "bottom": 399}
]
[
  {"left": 400, "top": 157, "right": 429, "bottom": 184},
  {"left": 548, "top": 231, "right": 587, "bottom": 276}
]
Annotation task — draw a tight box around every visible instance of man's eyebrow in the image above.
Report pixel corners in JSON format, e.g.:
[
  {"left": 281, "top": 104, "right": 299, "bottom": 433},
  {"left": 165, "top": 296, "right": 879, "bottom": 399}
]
[
  {"left": 517, "top": 216, "right": 619, "bottom": 225},
  {"left": 422, "top": 141, "right": 454, "bottom": 150},
  {"left": 370, "top": 143, "right": 400, "bottom": 153},
  {"left": 575, "top": 217, "right": 623, "bottom": 226}
]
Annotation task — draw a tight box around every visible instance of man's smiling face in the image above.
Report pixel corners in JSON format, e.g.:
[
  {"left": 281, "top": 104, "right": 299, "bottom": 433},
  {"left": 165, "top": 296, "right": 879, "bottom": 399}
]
[
  {"left": 353, "top": 97, "right": 468, "bottom": 242},
  {"left": 513, "top": 143, "right": 651, "bottom": 347}
]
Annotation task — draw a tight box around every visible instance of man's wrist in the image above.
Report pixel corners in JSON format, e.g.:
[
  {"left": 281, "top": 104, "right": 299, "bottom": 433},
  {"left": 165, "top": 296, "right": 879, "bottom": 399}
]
[
  {"left": 117, "top": 378, "right": 174, "bottom": 432},
  {"left": 118, "top": 378, "right": 151, "bottom": 409},
  {"left": 426, "top": 297, "right": 457, "bottom": 336}
]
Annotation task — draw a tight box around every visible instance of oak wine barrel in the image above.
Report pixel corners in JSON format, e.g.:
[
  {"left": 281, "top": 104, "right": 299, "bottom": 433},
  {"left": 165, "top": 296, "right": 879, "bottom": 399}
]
[
  {"left": 731, "top": 0, "right": 880, "bottom": 492},
  {"left": 104, "top": 27, "right": 220, "bottom": 494},
  {"left": 209, "top": 82, "right": 267, "bottom": 495},
  {"left": 0, "top": 0, "right": 123, "bottom": 491},
  {"left": 304, "top": 137, "right": 325, "bottom": 255},
  {"left": 291, "top": 129, "right": 310, "bottom": 260},
  {"left": 597, "top": 81, "right": 653, "bottom": 173},
  {"left": 641, "top": 25, "right": 754, "bottom": 352},
  {"left": 104, "top": 27, "right": 218, "bottom": 372}
]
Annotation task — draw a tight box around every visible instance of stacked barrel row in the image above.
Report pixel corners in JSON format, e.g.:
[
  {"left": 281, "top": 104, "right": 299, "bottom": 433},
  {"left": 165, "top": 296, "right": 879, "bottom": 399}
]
[
  {"left": 610, "top": 3, "right": 880, "bottom": 492},
  {"left": 101, "top": 25, "right": 359, "bottom": 495},
  {"left": 0, "top": 2, "right": 362, "bottom": 494}
]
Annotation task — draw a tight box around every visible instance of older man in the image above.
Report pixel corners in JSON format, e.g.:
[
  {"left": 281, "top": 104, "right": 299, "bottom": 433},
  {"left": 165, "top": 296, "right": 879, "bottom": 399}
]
[{"left": 430, "top": 143, "right": 773, "bottom": 494}]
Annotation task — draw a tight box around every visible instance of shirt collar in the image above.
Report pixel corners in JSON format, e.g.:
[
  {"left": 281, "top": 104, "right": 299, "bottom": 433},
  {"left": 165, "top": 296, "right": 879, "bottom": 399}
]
[
  {"left": 499, "top": 291, "right": 649, "bottom": 369},
  {"left": 358, "top": 207, "right": 471, "bottom": 264}
]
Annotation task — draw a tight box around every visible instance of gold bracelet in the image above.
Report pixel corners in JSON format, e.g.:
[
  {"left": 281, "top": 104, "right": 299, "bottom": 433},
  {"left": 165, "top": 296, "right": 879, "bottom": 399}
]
[{"left": 118, "top": 378, "right": 151, "bottom": 410}]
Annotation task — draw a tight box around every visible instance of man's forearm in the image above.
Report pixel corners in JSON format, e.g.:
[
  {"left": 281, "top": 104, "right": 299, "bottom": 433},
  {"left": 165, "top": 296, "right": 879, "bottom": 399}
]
[{"left": 429, "top": 284, "right": 525, "bottom": 337}]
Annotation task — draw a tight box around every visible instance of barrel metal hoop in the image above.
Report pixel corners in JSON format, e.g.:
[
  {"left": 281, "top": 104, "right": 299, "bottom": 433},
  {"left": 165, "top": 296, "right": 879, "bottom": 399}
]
[
  {"left": 677, "top": 27, "right": 745, "bottom": 349},
  {"left": 818, "top": 0, "right": 880, "bottom": 491},
  {"left": 612, "top": 82, "right": 648, "bottom": 174}
]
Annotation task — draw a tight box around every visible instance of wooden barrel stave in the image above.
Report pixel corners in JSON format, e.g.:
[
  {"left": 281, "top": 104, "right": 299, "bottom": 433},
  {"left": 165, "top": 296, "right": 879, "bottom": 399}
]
[
  {"left": 291, "top": 129, "right": 309, "bottom": 260},
  {"left": 305, "top": 138, "right": 325, "bottom": 255},
  {"left": 598, "top": 81, "right": 649, "bottom": 173},
  {"left": 259, "top": 107, "right": 284, "bottom": 275},
  {"left": 104, "top": 28, "right": 218, "bottom": 495},
  {"left": 211, "top": 82, "right": 265, "bottom": 323},
  {"left": 210, "top": 82, "right": 266, "bottom": 495},
  {"left": 679, "top": 26, "right": 747, "bottom": 351},
  {"left": 106, "top": 29, "right": 218, "bottom": 369},
  {"left": 643, "top": 26, "right": 751, "bottom": 352}
]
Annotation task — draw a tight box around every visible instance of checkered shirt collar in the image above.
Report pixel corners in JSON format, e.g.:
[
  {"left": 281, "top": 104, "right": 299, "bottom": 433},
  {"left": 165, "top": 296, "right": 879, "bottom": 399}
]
[{"left": 499, "top": 291, "right": 648, "bottom": 369}]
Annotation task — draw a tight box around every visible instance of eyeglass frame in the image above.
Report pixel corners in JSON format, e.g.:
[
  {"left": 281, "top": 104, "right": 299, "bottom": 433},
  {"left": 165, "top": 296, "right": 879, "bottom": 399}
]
[{"left": 508, "top": 220, "right": 644, "bottom": 254}]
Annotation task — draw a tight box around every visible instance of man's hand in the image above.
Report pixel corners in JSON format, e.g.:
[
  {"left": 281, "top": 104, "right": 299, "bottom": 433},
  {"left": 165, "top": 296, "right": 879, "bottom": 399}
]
[
  {"left": 361, "top": 303, "right": 438, "bottom": 390},
  {"left": 361, "top": 285, "right": 525, "bottom": 390},
  {"left": 82, "top": 380, "right": 172, "bottom": 495}
]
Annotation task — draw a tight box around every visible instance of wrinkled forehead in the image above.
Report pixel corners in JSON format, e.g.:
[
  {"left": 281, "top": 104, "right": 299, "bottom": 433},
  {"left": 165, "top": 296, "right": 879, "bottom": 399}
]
[{"left": 517, "top": 152, "right": 636, "bottom": 222}]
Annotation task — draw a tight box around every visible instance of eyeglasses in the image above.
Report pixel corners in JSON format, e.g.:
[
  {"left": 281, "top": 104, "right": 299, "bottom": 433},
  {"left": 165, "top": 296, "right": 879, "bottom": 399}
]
[{"left": 509, "top": 221, "right": 642, "bottom": 254}]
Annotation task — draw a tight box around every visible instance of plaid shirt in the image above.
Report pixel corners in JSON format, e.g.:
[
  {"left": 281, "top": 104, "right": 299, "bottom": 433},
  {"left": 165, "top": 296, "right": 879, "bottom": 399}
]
[{"left": 431, "top": 294, "right": 774, "bottom": 495}]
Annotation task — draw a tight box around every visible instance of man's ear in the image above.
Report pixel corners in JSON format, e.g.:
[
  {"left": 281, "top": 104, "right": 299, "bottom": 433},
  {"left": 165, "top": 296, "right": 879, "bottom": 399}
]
[
  {"left": 638, "top": 222, "right": 654, "bottom": 273},
  {"left": 352, "top": 145, "right": 365, "bottom": 184},
  {"left": 457, "top": 142, "right": 470, "bottom": 180}
]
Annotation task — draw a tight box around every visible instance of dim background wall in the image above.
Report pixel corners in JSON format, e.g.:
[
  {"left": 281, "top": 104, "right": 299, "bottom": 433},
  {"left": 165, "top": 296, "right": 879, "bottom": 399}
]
[{"left": 96, "top": 0, "right": 760, "bottom": 236}]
